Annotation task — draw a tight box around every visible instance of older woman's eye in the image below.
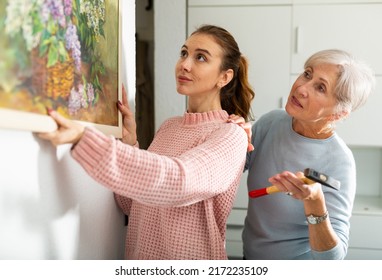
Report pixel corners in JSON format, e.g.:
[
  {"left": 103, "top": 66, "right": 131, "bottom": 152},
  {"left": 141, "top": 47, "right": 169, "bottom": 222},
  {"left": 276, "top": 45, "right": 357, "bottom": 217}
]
[
  {"left": 318, "top": 84, "right": 326, "bottom": 93},
  {"left": 303, "top": 71, "right": 311, "bottom": 79}
]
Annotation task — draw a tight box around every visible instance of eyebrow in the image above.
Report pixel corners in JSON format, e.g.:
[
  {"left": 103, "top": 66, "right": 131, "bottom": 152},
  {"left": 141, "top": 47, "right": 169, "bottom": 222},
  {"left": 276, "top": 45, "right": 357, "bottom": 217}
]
[
  {"left": 181, "top": 44, "right": 212, "bottom": 57},
  {"left": 319, "top": 77, "right": 330, "bottom": 86},
  {"left": 308, "top": 67, "right": 330, "bottom": 86}
]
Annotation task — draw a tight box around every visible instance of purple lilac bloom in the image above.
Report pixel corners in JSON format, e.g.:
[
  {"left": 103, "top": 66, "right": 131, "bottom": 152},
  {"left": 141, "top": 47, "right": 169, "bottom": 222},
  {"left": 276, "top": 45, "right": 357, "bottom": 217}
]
[
  {"left": 68, "top": 87, "right": 82, "bottom": 115},
  {"left": 87, "top": 83, "right": 95, "bottom": 105},
  {"left": 43, "top": 0, "right": 66, "bottom": 27},
  {"left": 40, "top": 2, "right": 51, "bottom": 23},
  {"left": 64, "top": 0, "right": 73, "bottom": 16},
  {"left": 65, "top": 22, "right": 82, "bottom": 71},
  {"left": 68, "top": 82, "right": 97, "bottom": 114}
]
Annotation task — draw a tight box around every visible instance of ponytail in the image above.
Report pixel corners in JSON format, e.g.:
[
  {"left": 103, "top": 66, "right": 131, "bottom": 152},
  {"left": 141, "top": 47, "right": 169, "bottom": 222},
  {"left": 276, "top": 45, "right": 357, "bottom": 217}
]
[{"left": 220, "top": 56, "right": 254, "bottom": 121}]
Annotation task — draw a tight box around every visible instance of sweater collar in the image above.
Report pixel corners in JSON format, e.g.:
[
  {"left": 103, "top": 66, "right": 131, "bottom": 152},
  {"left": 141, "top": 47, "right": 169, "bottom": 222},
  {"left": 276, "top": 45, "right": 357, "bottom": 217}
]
[{"left": 182, "top": 110, "right": 229, "bottom": 125}]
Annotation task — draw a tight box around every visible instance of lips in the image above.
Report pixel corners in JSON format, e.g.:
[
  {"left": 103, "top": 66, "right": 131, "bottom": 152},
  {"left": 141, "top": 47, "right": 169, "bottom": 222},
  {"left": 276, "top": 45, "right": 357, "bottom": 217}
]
[
  {"left": 177, "top": 75, "right": 192, "bottom": 83},
  {"left": 291, "top": 96, "right": 303, "bottom": 108}
]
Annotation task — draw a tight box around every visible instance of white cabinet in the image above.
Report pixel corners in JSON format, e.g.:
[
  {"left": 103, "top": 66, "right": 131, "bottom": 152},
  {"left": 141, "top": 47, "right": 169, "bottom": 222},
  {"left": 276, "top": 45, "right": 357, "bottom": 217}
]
[
  {"left": 226, "top": 209, "right": 247, "bottom": 259},
  {"left": 291, "top": 4, "right": 382, "bottom": 75},
  {"left": 336, "top": 77, "right": 382, "bottom": 146},
  {"left": 346, "top": 196, "right": 382, "bottom": 259}
]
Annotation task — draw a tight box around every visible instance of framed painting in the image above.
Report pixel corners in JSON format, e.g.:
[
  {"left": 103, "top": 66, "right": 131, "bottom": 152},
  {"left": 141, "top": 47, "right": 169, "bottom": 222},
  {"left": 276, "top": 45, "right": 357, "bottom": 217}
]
[{"left": 0, "top": 0, "right": 122, "bottom": 137}]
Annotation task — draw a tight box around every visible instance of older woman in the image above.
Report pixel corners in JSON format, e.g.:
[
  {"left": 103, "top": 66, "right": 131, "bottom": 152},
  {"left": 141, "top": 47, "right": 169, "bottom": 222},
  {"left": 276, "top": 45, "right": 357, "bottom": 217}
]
[{"left": 242, "top": 49, "right": 375, "bottom": 259}]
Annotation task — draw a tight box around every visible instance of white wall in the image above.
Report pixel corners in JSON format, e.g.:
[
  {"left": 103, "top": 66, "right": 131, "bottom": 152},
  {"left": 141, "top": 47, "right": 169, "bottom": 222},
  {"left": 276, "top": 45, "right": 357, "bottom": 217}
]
[{"left": 0, "top": 0, "right": 135, "bottom": 260}]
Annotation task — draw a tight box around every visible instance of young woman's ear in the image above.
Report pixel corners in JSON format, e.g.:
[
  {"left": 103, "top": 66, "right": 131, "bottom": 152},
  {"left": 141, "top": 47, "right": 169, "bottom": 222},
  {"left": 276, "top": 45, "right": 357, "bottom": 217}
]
[{"left": 219, "top": 69, "right": 234, "bottom": 88}]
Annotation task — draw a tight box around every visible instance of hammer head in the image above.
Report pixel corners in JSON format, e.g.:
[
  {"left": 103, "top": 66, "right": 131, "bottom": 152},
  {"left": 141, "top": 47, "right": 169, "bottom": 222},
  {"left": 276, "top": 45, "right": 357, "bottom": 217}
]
[{"left": 304, "top": 168, "right": 341, "bottom": 190}]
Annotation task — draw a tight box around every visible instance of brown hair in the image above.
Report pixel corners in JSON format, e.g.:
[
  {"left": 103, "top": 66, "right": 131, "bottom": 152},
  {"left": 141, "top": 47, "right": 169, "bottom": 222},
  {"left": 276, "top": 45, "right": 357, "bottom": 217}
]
[{"left": 191, "top": 25, "right": 255, "bottom": 121}]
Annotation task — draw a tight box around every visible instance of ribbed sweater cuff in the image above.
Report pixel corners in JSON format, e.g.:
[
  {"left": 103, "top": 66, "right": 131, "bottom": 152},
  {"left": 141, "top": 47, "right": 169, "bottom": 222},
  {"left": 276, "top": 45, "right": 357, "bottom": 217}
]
[{"left": 71, "top": 126, "right": 112, "bottom": 172}]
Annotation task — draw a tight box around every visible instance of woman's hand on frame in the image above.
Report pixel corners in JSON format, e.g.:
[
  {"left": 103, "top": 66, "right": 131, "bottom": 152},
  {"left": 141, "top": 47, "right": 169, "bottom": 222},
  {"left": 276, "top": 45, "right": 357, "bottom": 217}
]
[{"left": 117, "top": 83, "right": 137, "bottom": 146}]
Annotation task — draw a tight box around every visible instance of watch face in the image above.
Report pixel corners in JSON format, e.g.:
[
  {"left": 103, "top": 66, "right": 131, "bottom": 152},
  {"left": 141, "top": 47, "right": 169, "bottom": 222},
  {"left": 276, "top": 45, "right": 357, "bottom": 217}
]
[
  {"left": 306, "top": 212, "right": 328, "bottom": 225},
  {"left": 307, "top": 215, "right": 318, "bottom": 224}
]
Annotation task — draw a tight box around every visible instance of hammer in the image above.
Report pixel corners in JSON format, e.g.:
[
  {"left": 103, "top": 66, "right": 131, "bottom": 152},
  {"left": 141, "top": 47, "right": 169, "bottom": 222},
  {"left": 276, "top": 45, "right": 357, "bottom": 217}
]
[{"left": 248, "top": 168, "right": 341, "bottom": 198}]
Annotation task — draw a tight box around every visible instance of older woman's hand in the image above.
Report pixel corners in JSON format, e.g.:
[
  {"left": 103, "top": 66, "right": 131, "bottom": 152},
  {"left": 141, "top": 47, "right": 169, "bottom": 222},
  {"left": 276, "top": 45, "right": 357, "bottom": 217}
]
[
  {"left": 227, "top": 114, "right": 254, "bottom": 152},
  {"left": 268, "top": 171, "right": 324, "bottom": 201},
  {"left": 37, "top": 109, "right": 85, "bottom": 146}
]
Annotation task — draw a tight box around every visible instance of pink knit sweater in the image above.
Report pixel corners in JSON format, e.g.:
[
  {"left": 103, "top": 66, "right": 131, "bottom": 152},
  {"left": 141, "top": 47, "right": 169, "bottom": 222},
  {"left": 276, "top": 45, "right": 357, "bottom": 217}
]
[{"left": 71, "top": 110, "right": 247, "bottom": 259}]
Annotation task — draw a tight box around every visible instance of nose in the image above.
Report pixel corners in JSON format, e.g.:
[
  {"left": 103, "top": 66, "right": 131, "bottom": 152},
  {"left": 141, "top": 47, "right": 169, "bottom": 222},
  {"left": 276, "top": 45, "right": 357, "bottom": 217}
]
[
  {"left": 179, "top": 57, "right": 192, "bottom": 72},
  {"left": 295, "top": 81, "right": 310, "bottom": 98}
]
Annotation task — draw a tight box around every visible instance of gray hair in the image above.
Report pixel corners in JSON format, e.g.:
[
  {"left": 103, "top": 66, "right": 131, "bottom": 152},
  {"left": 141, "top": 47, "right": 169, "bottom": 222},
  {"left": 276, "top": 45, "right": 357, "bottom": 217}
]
[{"left": 304, "top": 49, "right": 376, "bottom": 114}]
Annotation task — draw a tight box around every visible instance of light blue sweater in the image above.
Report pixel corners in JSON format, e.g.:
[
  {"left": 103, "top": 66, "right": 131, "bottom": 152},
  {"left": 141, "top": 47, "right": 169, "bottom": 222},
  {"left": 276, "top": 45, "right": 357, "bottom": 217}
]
[{"left": 242, "top": 109, "right": 356, "bottom": 259}]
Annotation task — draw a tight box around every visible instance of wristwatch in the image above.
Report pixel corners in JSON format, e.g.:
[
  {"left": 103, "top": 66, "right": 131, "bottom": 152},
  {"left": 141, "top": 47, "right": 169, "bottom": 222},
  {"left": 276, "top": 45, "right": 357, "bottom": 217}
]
[{"left": 306, "top": 211, "right": 329, "bottom": 225}]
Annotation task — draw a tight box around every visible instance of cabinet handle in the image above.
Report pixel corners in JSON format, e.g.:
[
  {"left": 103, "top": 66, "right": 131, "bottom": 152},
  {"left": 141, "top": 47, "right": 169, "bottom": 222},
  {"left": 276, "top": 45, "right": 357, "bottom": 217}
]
[{"left": 295, "top": 26, "right": 301, "bottom": 54}]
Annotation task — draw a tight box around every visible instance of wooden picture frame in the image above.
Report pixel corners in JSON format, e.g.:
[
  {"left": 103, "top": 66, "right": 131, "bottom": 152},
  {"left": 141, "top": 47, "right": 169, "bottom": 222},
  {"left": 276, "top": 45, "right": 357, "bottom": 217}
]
[{"left": 0, "top": 0, "right": 122, "bottom": 137}]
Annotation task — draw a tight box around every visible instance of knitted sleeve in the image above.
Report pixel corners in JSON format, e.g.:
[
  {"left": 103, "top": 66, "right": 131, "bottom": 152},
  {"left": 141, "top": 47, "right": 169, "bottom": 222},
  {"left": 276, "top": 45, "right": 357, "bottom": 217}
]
[
  {"left": 114, "top": 193, "right": 132, "bottom": 215},
  {"left": 112, "top": 138, "right": 139, "bottom": 215},
  {"left": 71, "top": 125, "right": 247, "bottom": 207}
]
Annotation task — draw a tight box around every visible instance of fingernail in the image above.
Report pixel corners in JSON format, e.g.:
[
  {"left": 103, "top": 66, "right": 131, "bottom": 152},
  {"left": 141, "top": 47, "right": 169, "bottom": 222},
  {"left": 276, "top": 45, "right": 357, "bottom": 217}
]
[{"left": 46, "top": 107, "right": 53, "bottom": 114}]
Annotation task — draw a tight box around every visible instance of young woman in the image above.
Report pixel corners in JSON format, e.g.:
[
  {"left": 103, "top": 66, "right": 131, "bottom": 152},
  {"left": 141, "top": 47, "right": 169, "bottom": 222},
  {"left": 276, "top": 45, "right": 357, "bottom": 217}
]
[{"left": 38, "top": 25, "right": 255, "bottom": 259}]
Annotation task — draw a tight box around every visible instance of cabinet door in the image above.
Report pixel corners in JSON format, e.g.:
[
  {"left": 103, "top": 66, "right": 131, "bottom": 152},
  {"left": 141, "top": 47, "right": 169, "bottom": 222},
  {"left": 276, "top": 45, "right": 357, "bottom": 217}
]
[
  {"left": 292, "top": 4, "right": 382, "bottom": 75},
  {"left": 336, "top": 77, "right": 382, "bottom": 146},
  {"left": 188, "top": 5, "right": 292, "bottom": 120}
]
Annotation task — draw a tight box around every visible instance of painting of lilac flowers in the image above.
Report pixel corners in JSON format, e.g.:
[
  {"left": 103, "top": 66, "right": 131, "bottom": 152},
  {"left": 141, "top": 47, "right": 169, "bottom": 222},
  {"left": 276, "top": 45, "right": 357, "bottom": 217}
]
[{"left": 0, "top": 0, "right": 121, "bottom": 135}]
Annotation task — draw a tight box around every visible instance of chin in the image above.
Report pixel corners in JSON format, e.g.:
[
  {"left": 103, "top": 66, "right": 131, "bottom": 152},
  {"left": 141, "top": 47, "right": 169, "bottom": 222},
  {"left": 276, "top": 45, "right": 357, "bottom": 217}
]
[
  {"left": 285, "top": 103, "right": 295, "bottom": 117},
  {"left": 176, "top": 89, "right": 187, "bottom": 96}
]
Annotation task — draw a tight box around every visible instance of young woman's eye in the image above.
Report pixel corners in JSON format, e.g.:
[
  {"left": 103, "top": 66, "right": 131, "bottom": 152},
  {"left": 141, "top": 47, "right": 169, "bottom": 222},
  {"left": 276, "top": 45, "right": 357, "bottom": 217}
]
[
  {"left": 196, "top": 54, "right": 206, "bottom": 62},
  {"left": 180, "top": 49, "right": 187, "bottom": 58}
]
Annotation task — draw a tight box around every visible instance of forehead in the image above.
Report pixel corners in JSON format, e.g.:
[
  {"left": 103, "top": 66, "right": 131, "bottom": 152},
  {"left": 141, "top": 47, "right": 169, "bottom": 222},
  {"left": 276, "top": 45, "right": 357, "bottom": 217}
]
[{"left": 184, "top": 33, "right": 223, "bottom": 56}]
